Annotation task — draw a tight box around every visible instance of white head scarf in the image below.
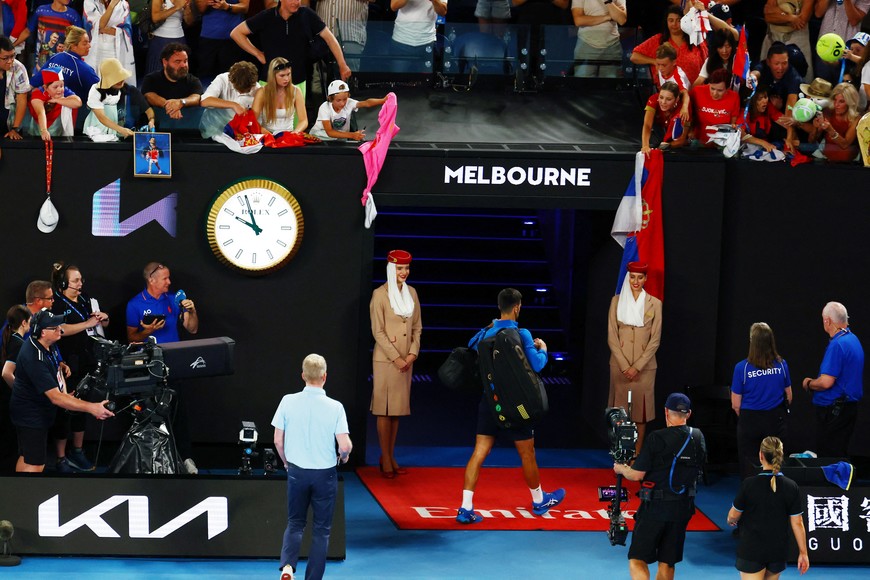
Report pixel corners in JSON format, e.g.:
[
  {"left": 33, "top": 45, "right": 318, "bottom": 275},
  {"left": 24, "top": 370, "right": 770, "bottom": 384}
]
[
  {"left": 616, "top": 275, "right": 646, "bottom": 327},
  {"left": 387, "top": 262, "right": 415, "bottom": 318}
]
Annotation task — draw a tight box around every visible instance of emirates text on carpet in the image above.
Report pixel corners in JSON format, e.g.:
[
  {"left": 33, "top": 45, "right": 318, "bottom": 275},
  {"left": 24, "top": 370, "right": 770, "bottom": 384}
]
[
  {"left": 444, "top": 166, "right": 592, "bottom": 186},
  {"left": 410, "top": 507, "right": 636, "bottom": 519}
]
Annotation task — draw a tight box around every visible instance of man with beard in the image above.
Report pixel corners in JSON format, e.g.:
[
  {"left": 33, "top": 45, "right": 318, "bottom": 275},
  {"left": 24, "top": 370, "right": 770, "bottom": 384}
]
[{"left": 141, "top": 43, "right": 203, "bottom": 126}]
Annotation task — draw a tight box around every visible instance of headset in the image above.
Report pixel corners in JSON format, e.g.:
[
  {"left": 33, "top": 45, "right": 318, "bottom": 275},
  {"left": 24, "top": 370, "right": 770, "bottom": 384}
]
[
  {"left": 30, "top": 308, "right": 57, "bottom": 340},
  {"left": 53, "top": 262, "right": 78, "bottom": 292}
]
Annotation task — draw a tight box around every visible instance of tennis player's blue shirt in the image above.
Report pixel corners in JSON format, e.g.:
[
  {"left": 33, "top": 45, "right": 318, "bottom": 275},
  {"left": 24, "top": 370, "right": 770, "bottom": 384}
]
[{"left": 469, "top": 319, "right": 548, "bottom": 373}]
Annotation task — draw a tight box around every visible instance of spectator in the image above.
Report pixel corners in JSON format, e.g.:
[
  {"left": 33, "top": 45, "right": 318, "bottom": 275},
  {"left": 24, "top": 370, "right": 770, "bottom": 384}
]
[
  {"left": 475, "top": 0, "right": 511, "bottom": 34},
  {"left": 1, "top": 0, "right": 27, "bottom": 48},
  {"left": 750, "top": 41, "right": 802, "bottom": 120},
  {"left": 843, "top": 32, "right": 868, "bottom": 111},
  {"left": 230, "top": 0, "right": 352, "bottom": 83},
  {"left": 310, "top": 79, "right": 385, "bottom": 141},
  {"left": 83, "top": 0, "right": 137, "bottom": 83},
  {"left": 252, "top": 57, "right": 306, "bottom": 134},
  {"left": 389, "top": 0, "right": 448, "bottom": 74},
  {"left": 571, "top": 0, "right": 627, "bottom": 79},
  {"left": 29, "top": 26, "right": 100, "bottom": 104},
  {"left": 803, "top": 82, "right": 861, "bottom": 162},
  {"left": 15, "top": 0, "right": 83, "bottom": 74},
  {"left": 83, "top": 57, "right": 154, "bottom": 140},
  {"left": 199, "top": 59, "right": 259, "bottom": 138},
  {"left": 760, "top": 0, "right": 814, "bottom": 82},
  {"left": 690, "top": 67, "right": 740, "bottom": 145},
  {"left": 739, "top": 85, "right": 796, "bottom": 152},
  {"left": 314, "top": 0, "right": 370, "bottom": 72},
  {"left": 1, "top": 35, "right": 29, "bottom": 141},
  {"left": 641, "top": 81, "right": 689, "bottom": 156},
  {"left": 141, "top": 42, "right": 203, "bottom": 126},
  {"left": 694, "top": 28, "right": 739, "bottom": 92},
  {"left": 814, "top": 0, "right": 870, "bottom": 84},
  {"left": 49, "top": 261, "right": 109, "bottom": 473},
  {"left": 194, "top": 0, "right": 248, "bottom": 81},
  {"left": 859, "top": 40, "right": 870, "bottom": 108},
  {"left": 653, "top": 43, "right": 691, "bottom": 124},
  {"left": 26, "top": 69, "right": 82, "bottom": 140},
  {"left": 730, "top": 322, "right": 792, "bottom": 480},
  {"left": 631, "top": 5, "right": 707, "bottom": 84},
  {"left": 146, "top": 0, "right": 196, "bottom": 76}
]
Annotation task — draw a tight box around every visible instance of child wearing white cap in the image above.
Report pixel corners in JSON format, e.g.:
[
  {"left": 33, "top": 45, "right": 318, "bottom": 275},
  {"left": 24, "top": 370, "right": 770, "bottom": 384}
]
[{"left": 309, "top": 80, "right": 387, "bottom": 141}]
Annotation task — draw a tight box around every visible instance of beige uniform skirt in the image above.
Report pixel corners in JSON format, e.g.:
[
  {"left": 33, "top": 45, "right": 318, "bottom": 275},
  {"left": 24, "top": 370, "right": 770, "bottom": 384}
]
[
  {"left": 608, "top": 365, "right": 656, "bottom": 423},
  {"left": 371, "top": 360, "right": 413, "bottom": 416}
]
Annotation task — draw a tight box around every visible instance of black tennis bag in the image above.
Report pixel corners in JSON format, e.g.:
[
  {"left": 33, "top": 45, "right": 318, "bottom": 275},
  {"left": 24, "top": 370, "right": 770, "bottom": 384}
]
[{"left": 477, "top": 328, "right": 548, "bottom": 429}]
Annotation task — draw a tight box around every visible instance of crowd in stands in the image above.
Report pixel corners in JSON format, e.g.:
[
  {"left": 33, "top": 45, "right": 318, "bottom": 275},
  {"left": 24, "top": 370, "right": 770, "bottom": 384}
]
[{"left": 1, "top": 0, "right": 869, "bottom": 161}]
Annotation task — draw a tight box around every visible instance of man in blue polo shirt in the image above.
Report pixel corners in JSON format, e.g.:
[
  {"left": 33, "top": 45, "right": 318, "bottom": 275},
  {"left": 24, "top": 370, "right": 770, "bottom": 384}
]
[
  {"left": 272, "top": 353, "right": 351, "bottom": 580},
  {"left": 802, "top": 301, "right": 864, "bottom": 458},
  {"left": 126, "top": 261, "right": 198, "bottom": 344},
  {"left": 126, "top": 261, "right": 200, "bottom": 474}
]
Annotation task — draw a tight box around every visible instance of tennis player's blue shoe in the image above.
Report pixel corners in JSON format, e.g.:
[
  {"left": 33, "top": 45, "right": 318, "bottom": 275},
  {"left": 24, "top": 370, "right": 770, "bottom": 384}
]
[{"left": 532, "top": 488, "right": 566, "bottom": 516}]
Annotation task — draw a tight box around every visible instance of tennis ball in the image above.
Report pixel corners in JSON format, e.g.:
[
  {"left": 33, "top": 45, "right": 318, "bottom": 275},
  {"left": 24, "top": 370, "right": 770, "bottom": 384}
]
[
  {"left": 792, "top": 98, "right": 819, "bottom": 123},
  {"left": 816, "top": 33, "right": 845, "bottom": 63}
]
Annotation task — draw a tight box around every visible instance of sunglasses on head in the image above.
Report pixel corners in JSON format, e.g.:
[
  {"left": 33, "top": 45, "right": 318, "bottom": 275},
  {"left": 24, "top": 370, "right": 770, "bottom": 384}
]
[{"left": 274, "top": 62, "right": 291, "bottom": 72}]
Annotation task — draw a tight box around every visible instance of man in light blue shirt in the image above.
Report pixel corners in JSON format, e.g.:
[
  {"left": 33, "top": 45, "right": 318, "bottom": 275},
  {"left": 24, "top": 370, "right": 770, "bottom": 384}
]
[{"left": 272, "top": 353, "right": 351, "bottom": 580}]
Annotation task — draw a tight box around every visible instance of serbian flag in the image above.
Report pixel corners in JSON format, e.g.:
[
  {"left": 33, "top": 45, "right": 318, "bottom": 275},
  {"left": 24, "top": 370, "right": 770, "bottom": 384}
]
[
  {"left": 611, "top": 150, "right": 665, "bottom": 300},
  {"left": 358, "top": 92, "right": 400, "bottom": 229},
  {"left": 732, "top": 25, "right": 750, "bottom": 82}
]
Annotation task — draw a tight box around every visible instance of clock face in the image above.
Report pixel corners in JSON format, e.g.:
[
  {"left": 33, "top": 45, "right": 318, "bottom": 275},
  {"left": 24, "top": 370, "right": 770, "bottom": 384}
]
[{"left": 206, "top": 178, "right": 304, "bottom": 275}]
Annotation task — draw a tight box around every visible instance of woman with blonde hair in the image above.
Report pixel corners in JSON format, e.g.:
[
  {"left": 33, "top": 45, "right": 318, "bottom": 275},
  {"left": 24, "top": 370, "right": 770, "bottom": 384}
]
[
  {"left": 801, "top": 83, "right": 862, "bottom": 163},
  {"left": 251, "top": 57, "right": 307, "bottom": 135},
  {"left": 731, "top": 322, "right": 792, "bottom": 479},
  {"left": 31, "top": 26, "right": 99, "bottom": 102},
  {"left": 728, "top": 436, "right": 810, "bottom": 579}
]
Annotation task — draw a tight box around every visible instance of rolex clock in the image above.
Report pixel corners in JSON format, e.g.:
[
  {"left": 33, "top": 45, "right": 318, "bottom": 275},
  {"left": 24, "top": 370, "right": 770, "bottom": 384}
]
[{"left": 206, "top": 178, "right": 304, "bottom": 274}]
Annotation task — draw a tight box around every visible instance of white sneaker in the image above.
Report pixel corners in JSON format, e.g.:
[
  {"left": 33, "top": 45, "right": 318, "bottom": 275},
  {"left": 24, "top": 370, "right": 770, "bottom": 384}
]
[
  {"left": 280, "top": 564, "right": 294, "bottom": 580},
  {"left": 182, "top": 458, "right": 198, "bottom": 474}
]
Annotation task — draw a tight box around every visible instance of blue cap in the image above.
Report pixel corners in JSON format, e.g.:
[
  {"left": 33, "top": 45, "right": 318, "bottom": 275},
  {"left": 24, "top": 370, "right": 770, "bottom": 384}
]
[{"left": 665, "top": 392, "right": 691, "bottom": 413}]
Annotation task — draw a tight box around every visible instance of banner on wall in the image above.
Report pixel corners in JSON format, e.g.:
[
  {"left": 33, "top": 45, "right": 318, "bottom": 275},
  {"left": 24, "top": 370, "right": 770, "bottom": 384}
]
[{"left": 0, "top": 475, "right": 345, "bottom": 559}]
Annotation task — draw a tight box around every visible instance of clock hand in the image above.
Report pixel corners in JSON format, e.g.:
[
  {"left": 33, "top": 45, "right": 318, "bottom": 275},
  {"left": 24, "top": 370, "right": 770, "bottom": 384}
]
[
  {"left": 244, "top": 195, "right": 260, "bottom": 230},
  {"left": 234, "top": 215, "right": 263, "bottom": 235}
]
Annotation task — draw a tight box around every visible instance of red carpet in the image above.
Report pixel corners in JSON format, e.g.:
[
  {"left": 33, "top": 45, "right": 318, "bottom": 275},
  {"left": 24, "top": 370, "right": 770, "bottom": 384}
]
[{"left": 357, "top": 466, "right": 720, "bottom": 532}]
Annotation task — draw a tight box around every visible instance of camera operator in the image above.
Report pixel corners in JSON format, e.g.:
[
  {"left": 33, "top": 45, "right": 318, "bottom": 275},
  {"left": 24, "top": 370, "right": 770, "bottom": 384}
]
[
  {"left": 613, "top": 393, "right": 706, "bottom": 580},
  {"left": 10, "top": 310, "right": 114, "bottom": 473},
  {"left": 49, "top": 262, "right": 110, "bottom": 473}
]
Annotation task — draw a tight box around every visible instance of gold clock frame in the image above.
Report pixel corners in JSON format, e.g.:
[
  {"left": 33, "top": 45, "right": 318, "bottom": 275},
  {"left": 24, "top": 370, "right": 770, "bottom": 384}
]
[{"left": 206, "top": 178, "right": 305, "bottom": 275}]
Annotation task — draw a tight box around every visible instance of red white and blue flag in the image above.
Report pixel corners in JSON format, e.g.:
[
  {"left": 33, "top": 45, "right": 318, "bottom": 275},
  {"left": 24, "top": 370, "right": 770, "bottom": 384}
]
[
  {"left": 611, "top": 150, "right": 665, "bottom": 300},
  {"left": 732, "top": 25, "right": 750, "bottom": 83}
]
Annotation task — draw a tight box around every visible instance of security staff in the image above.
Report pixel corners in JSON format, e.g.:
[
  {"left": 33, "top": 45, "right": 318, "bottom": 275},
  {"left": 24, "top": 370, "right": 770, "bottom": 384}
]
[
  {"left": 613, "top": 392, "right": 706, "bottom": 580},
  {"left": 802, "top": 301, "right": 864, "bottom": 458}
]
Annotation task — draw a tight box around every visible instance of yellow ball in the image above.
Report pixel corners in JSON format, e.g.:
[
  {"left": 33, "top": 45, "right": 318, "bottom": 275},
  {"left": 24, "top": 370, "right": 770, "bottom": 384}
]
[{"left": 816, "top": 33, "right": 845, "bottom": 64}]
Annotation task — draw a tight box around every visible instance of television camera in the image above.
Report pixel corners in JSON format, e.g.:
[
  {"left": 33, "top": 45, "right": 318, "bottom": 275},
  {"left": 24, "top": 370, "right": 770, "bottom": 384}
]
[
  {"left": 76, "top": 336, "right": 168, "bottom": 401},
  {"left": 599, "top": 403, "right": 638, "bottom": 546}
]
